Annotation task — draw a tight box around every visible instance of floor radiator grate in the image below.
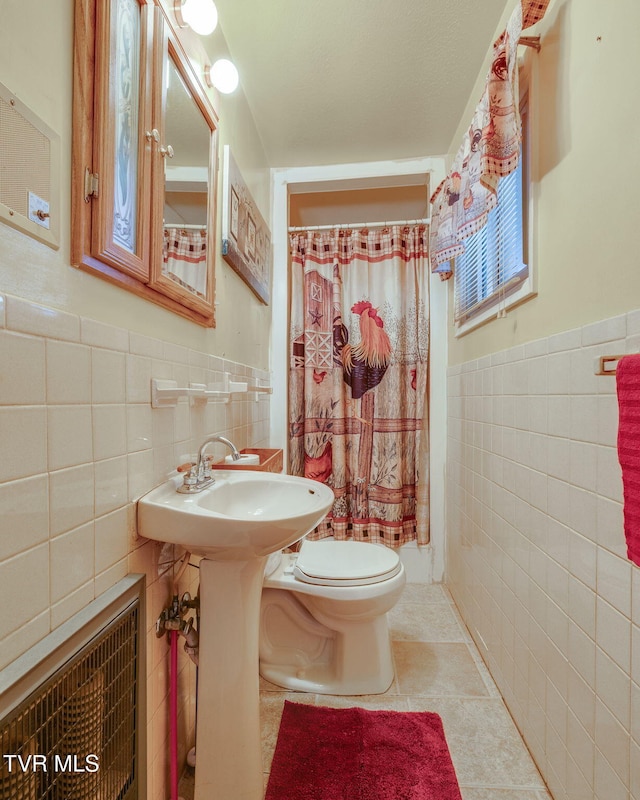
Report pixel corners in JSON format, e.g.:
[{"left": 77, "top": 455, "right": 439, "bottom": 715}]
[{"left": 0, "top": 576, "right": 144, "bottom": 800}]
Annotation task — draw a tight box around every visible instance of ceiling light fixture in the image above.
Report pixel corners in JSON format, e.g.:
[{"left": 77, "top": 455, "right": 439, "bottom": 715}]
[
  {"left": 205, "top": 59, "right": 239, "bottom": 94},
  {"left": 174, "top": 0, "right": 218, "bottom": 36}
]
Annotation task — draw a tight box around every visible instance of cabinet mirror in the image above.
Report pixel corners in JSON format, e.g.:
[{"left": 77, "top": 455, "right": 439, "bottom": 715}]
[{"left": 72, "top": 0, "right": 218, "bottom": 326}]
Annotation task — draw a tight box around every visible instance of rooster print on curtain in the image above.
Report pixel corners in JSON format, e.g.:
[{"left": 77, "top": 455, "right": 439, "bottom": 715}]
[
  {"left": 335, "top": 300, "right": 392, "bottom": 399},
  {"left": 289, "top": 226, "right": 430, "bottom": 547}
]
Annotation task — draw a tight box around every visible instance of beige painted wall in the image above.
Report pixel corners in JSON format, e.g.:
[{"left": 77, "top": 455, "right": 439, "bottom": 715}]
[
  {"left": 289, "top": 185, "right": 430, "bottom": 228},
  {"left": 448, "top": 0, "right": 640, "bottom": 365},
  {"left": 0, "top": 0, "right": 272, "bottom": 369}
]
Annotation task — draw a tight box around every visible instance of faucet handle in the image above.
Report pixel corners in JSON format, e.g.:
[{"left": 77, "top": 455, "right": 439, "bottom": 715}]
[
  {"left": 181, "top": 466, "right": 198, "bottom": 490},
  {"left": 178, "top": 456, "right": 215, "bottom": 473}
]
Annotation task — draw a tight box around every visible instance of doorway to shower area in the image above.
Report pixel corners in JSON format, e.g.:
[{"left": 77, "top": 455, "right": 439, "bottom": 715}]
[{"left": 271, "top": 157, "right": 448, "bottom": 582}]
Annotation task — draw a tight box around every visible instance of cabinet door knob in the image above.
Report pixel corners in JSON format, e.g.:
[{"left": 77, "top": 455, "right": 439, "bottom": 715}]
[
  {"left": 145, "top": 128, "right": 160, "bottom": 142},
  {"left": 160, "top": 143, "right": 174, "bottom": 158}
]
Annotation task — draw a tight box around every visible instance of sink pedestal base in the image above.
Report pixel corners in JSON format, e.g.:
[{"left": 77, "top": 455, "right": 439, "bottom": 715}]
[{"left": 193, "top": 556, "right": 267, "bottom": 800}]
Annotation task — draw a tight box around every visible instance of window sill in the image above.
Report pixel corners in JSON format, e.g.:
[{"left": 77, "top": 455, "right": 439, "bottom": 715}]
[{"left": 454, "top": 275, "right": 536, "bottom": 337}]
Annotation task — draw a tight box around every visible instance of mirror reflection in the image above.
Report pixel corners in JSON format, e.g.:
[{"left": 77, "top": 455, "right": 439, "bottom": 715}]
[{"left": 162, "top": 56, "right": 211, "bottom": 299}]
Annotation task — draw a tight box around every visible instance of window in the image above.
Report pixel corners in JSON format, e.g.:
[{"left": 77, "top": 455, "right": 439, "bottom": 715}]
[{"left": 454, "top": 89, "right": 534, "bottom": 335}]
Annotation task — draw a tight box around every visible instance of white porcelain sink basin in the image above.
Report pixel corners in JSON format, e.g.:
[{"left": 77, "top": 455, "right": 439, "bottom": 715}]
[{"left": 137, "top": 470, "right": 334, "bottom": 560}]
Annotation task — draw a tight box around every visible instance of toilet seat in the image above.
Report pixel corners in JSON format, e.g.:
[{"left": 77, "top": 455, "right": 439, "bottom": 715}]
[{"left": 293, "top": 539, "right": 402, "bottom": 587}]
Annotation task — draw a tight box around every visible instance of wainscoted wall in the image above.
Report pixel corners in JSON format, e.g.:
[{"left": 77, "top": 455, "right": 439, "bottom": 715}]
[
  {"left": 447, "top": 311, "right": 640, "bottom": 800},
  {"left": 0, "top": 292, "right": 271, "bottom": 800}
]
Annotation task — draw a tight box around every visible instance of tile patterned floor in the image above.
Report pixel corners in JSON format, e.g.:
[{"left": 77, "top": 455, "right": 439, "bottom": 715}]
[{"left": 180, "top": 583, "right": 554, "bottom": 800}]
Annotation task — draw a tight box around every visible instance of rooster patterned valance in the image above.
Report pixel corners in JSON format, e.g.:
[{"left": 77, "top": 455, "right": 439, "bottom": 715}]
[{"left": 429, "top": 0, "right": 551, "bottom": 279}]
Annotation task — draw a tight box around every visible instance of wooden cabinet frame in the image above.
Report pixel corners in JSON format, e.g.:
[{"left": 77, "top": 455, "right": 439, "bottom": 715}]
[{"left": 72, "top": 0, "right": 218, "bottom": 327}]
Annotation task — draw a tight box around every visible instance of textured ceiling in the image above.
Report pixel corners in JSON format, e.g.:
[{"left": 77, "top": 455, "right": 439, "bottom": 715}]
[{"left": 209, "top": 0, "right": 510, "bottom": 167}]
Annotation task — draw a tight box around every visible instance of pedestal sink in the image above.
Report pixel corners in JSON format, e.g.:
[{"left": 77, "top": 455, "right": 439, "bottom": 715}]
[{"left": 137, "top": 471, "right": 334, "bottom": 800}]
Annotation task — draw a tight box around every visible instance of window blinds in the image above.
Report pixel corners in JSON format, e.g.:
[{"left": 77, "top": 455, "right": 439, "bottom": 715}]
[{"left": 453, "top": 161, "right": 527, "bottom": 324}]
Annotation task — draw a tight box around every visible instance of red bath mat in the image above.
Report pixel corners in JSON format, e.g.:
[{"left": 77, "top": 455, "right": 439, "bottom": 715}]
[{"left": 264, "top": 701, "right": 463, "bottom": 800}]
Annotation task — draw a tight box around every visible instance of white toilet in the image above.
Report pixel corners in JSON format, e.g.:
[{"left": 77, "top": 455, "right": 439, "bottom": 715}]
[{"left": 259, "top": 537, "right": 406, "bottom": 695}]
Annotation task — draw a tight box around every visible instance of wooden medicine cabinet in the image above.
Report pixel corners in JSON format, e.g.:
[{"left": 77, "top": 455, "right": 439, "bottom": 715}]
[{"left": 72, "top": 0, "right": 218, "bottom": 326}]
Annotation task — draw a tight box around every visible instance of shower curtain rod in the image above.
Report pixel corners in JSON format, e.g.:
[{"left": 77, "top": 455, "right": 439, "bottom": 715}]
[
  {"left": 163, "top": 223, "right": 206, "bottom": 230},
  {"left": 288, "top": 217, "right": 431, "bottom": 233}
]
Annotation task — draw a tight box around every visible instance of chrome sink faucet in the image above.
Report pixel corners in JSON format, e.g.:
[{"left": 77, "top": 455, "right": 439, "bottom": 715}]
[
  {"left": 197, "top": 435, "right": 241, "bottom": 473},
  {"left": 178, "top": 435, "right": 241, "bottom": 493}
]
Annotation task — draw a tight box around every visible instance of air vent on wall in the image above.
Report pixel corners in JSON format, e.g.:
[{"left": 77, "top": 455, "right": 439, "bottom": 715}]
[
  {"left": 0, "top": 576, "right": 145, "bottom": 800},
  {"left": 0, "top": 81, "right": 60, "bottom": 249}
]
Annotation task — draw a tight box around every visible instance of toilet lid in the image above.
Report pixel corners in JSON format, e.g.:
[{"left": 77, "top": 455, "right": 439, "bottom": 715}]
[{"left": 293, "top": 539, "right": 401, "bottom": 586}]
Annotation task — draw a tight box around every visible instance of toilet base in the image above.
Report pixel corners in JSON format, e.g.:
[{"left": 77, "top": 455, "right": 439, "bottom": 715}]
[
  {"left": 260, "top": 656, "right": 394, "bottom": 696},
  {"left": 259, "top": 586, "right": 396, "bottom": 695}
]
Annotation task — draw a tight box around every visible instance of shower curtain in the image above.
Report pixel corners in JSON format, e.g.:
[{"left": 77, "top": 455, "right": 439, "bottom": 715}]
[
  {"left": 162, "top": 227, "right": 207, "bottom": 298},
  {"left": 289, "top": 225, "right": 430, "bottom": 547}
]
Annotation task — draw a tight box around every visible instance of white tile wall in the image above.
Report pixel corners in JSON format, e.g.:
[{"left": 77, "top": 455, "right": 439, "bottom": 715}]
[
  {"left": 46, "top": 340, "right": 92, "bottom": 404},
  {"left": 447, "top": 311, "right": 640, "bottom": 800},
  {"left": 0, "top": 292, "right": 272, "bottom": 800}
]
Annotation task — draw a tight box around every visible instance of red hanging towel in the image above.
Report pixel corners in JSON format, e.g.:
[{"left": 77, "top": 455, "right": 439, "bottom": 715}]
[{"left": 616, "top": 355, "right": 640, "bottom": 567}]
